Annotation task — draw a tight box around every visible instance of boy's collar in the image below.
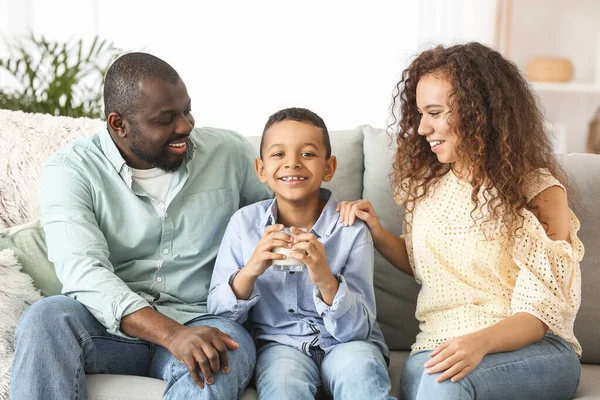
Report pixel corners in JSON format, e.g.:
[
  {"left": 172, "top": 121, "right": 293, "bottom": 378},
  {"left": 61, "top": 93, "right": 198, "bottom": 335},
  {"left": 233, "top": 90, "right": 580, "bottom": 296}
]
[{"left": 261, "top": 188, "right": 338, "bottom": 239}]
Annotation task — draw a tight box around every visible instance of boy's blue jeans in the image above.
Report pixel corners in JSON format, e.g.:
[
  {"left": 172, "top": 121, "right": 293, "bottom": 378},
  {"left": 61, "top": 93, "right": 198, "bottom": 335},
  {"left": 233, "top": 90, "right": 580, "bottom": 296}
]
[
  {"left": 401, "top": 334, "right": 580, "bottom": 400},
  {"left": 255, "top": 341, "right": 395, "bottom": 400},
  {"left": 11, "top": 296, "right": 255, "bottom": 400}
]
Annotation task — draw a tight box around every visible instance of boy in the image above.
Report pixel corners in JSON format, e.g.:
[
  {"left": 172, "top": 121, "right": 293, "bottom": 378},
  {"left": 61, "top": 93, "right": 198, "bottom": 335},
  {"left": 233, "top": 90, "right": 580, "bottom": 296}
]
[{"left": 208, "top": 108, "right": 394, "bottom": 399}]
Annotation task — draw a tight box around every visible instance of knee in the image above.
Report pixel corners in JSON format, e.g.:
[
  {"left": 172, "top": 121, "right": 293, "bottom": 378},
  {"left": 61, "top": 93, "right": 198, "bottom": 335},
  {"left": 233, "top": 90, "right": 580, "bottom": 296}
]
[
  {"left": 212, "top": 318, "right": 256, "bottom": 365},
  {"left": 256, "top": 346, "right": 315, "bottom": 383},
  {"left": 327, "top": 342, "right": 386, "bottom": 378},
  {"left": 414, "top": 371, "right": 471, "bottom": 399},
  {"left": 15, "top": 296, "right": 84, "bottom": 343},
  {"left": 256, "top": 357, "right": 316, "bottom": 395},
  {"left": 260, "top": 358, "right": 303, "bottom": 377}
]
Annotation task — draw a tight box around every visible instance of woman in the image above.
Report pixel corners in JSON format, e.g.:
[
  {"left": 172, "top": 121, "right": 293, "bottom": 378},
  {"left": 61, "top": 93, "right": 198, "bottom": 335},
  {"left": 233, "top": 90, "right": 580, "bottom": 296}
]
[{"left": 338, "top": 42, "right": 583, "bottom": 399}]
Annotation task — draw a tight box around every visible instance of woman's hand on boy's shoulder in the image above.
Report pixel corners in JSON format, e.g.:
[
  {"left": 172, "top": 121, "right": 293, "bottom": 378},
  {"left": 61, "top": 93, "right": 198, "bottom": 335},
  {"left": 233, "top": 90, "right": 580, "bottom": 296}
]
[{"left": 337, "top": 200, "right": 382, "bottom": 234}]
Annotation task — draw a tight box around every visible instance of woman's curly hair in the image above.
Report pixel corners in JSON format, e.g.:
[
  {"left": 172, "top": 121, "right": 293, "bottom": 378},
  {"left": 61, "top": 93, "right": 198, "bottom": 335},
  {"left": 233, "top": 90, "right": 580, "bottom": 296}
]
[{"left": 390, "top": 42, "right": 566, "bottom": 234}]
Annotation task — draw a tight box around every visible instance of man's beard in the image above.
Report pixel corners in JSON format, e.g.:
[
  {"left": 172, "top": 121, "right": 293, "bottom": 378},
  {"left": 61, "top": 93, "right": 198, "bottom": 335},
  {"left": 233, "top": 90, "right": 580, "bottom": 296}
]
[{"left": 129, "top": 131, "right": 186, "bottom": 173}]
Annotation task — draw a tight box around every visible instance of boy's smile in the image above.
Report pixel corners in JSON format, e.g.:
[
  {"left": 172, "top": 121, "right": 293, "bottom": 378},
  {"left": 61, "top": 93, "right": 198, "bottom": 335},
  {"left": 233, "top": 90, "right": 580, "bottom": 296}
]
[
  {"left": 279, "top": 174, "right": 308, "bottom": 185},
  {"left": 256, "top": 120, "right": 336, "bottom": 206}
]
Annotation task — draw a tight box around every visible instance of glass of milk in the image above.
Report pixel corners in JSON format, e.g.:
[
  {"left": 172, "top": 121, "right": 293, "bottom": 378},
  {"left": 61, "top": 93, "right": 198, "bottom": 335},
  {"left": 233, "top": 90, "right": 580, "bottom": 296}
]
[{"left": 271, "top": 227, "right": 307, "bottom": 272}]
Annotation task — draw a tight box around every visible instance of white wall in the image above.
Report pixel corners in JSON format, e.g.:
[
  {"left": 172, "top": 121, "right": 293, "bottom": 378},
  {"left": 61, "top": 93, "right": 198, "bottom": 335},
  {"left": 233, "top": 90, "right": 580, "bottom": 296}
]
[
  {"left": 511, "top": 0, "right": 600, "bottom": 153},
  {"left": 2, "top": 0, "right": 423, "bottom": 135},
  {"left": 0, "top": 1, "right": 504, "bottom": 137},
  {"left": 16, "top": 0, "right": 594, "bottom": 155},
  {"left": 417, "top": 0, "right": 497, "bottom": 48}
]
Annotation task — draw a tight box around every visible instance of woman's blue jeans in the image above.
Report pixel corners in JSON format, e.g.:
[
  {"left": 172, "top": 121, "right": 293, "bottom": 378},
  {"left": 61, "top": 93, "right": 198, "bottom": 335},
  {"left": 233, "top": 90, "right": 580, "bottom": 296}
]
[
  {"left": 254, "top": 341, "right": 395, "bottom": 400},
  {"left": 400, "top": 334, "right": 580, "bottom": 400},
  {"left": 11, "top": 296, "right": 256, "bottom": 400}
]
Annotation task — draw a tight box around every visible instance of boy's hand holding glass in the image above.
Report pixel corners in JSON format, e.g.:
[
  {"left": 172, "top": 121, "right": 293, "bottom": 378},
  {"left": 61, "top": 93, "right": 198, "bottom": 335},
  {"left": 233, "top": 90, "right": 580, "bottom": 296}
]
[
  {"left": 271, "top": 227, "right": 308, "bottom": 271},
  {"left": 231, "top": 224, "right": 293, "bottom": 300},
  {"left": 244, "top": 224, "right": 294, "bottom": 278},
  {"left": 288, "top": 226, "right": 339, "bottom": 305}
]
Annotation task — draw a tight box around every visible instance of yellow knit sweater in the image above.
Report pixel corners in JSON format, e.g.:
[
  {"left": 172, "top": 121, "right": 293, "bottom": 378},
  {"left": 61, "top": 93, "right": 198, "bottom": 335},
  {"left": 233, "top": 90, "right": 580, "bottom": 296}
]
[{"left": 398, "top": 170, "right": 584, "bottom": 356}]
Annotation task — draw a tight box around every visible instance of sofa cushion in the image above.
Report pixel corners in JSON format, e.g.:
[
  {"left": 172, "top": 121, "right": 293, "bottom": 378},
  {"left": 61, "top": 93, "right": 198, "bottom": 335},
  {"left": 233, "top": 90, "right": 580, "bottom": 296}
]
[
  {"left": 86, "top": 374, "right": 260, "bottom": 400},
  {"left": 321, "top": 125, "right": 365, "bottom": 202},
  {"left": 573, "top": 364, "right": 600, "bottom": 399},
  {"left": 0, "top": 220, "right": 61, "bottom": 296},
  {"left": 558, "top": 153, "right": 600, "bottom": 364},
  {"left": 0, "top": 248, "right": 44, "bottom": 399},
  {"left": 362, "top": 126, "right": 420, "bottom": 352}
]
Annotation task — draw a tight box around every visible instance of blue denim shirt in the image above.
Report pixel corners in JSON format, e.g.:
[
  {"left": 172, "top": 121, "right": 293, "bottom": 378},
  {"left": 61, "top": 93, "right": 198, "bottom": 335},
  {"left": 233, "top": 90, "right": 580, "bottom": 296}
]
[
  {"left": 208, "top": 189, "right": 389, "bottom": 358},
  {"left": 42, "top": 127, "right": 271, "bottom": 337}
]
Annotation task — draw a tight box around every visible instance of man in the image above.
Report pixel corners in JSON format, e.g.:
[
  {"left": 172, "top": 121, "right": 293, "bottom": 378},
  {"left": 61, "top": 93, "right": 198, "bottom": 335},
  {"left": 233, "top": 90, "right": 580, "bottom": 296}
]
[{"left": 11, "top": 52, "right": 271, "bottom": 399}]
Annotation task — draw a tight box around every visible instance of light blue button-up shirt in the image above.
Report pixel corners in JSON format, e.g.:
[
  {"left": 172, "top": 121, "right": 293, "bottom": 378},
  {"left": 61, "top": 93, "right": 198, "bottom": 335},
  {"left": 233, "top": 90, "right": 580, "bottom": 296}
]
[
  {"left": 208, "top": 189, "right": 389, "bottom": 358},
  {"left": 42, "top": 127, "right": 271, "bottom": 337}
]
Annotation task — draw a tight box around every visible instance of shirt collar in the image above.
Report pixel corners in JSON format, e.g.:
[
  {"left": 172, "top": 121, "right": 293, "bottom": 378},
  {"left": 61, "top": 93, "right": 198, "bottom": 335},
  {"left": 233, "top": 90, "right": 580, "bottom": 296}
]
[
  {"left": 98, "top": 127, "right": 127, "bottom": 173},
  {"left": 261, "top": 188, "right": 339, "bottom": 239}
]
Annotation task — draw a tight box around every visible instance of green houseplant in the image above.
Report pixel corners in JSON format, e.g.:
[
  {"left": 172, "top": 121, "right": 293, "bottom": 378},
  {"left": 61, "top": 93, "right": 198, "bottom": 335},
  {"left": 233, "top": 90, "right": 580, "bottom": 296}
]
[{"left": 0, "top": 33, "right": 122, "bottom": 119}]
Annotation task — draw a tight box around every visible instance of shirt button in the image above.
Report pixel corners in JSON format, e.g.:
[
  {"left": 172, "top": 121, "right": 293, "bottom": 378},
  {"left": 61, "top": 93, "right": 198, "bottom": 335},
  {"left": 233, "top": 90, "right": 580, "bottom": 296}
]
[
  {"left": 156, "top": 276, "right": 163, "bottom": 283},
  {"left": 288, "top": 309, "right": 295, "bottom": 313},
  {"left": 163, "top": 249, "right": 169, "bottom": 254}
]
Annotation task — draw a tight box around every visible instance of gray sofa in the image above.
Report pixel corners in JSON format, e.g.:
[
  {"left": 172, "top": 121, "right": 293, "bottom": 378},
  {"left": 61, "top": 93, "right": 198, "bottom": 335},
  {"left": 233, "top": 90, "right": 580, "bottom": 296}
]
[{"left": 1, "top": 110, "right": 598, "bottom": 399}]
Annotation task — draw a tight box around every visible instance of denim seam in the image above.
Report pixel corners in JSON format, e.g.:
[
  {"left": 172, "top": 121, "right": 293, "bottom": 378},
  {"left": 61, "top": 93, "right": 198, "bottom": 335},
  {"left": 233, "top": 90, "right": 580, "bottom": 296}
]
[
  {"left": 468, "top": 351, "right": 576, "bottom": 378},
  {"left": 87, "top": 335, "right": 147, "bottom": 344},
  {"left": 457, "top": 351, "right": 579, "bottom": 400},
  {"left": 169, "top": 359, "right": 180, "bottom": 381},
  {"left": 74, "top": 363, "right": 84, "bottom": 400},
  {"left": 237, "top": 347, "right": 256, "bottom": 390}
]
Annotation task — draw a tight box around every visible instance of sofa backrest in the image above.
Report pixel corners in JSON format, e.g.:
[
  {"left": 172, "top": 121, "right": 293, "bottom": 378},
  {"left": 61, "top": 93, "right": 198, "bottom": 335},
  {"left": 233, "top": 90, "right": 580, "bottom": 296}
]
[
  {"left": 556, "top": 153, "right": 600, "bottom": 363},
  {"left": 360, "top": 126, "right": 421, "bottom": 352}
]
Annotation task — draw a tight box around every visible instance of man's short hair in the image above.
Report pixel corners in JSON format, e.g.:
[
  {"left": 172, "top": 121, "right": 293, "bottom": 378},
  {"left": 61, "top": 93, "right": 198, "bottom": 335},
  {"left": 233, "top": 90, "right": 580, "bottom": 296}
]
[
  {"left": 261, "top": 107, "right": 331, "bottom": 158},
  {"left": 103, "top": 52, "right": 180, "bottom": 119}
]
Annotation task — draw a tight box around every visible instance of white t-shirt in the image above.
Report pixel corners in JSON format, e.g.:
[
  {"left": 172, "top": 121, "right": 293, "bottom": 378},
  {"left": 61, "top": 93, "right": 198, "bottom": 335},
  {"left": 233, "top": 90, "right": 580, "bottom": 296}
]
[{"left": 130, "top": 167, "right": 175, "bottom": 203}]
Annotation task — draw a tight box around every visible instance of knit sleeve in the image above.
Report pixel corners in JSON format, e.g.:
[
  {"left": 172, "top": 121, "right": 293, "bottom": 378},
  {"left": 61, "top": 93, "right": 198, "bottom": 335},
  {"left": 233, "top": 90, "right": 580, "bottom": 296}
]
[{"left": 511, "top": 199, "right": 584, "bottom": 356}]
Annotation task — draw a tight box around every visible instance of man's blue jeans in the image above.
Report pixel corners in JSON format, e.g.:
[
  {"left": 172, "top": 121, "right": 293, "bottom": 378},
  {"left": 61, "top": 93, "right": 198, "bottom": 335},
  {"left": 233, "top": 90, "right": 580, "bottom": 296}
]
[
  {"left": 11, "top": 296, "right": 255, "bottom": 400},
  {"left": 401, "top": 334, "right": 580, "bottom": 400},
  {"left": 254, "top": 341, "right": 395, "bottom": 400}
]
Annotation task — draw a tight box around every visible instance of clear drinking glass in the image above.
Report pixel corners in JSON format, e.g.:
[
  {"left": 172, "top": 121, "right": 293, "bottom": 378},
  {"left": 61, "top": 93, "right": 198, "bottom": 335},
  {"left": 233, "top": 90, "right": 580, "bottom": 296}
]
[{"left": 271, "top": 227, "right": 307, "bottom": 272}]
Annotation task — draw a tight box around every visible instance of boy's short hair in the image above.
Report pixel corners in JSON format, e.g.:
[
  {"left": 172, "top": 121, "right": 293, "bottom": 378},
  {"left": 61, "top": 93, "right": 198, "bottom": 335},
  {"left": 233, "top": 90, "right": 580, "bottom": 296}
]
[{"left": 260, "top": 107, "right": 331, "bottom": 159}]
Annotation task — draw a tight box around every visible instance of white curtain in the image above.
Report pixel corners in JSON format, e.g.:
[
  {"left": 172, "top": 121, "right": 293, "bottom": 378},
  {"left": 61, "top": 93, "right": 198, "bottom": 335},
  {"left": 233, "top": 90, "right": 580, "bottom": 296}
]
[
  {"left": 417, "top": 0, "right": 498, "bottom": 50},
  {"left": 0, "top": 0, "right": 498, "bottom": 134}
]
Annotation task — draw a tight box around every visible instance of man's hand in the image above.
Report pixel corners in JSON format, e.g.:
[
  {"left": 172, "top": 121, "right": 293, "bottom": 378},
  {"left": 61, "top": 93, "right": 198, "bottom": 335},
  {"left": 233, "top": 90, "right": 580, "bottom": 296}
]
[
  {"left": 166, "top": 324, "right": 240, "bottom": 388},
  {"left": 288, "top": 227, "right": 338, "bottom": 304},
  {"left": 424, "top": 332, "right": 489, "bottom": 383}
]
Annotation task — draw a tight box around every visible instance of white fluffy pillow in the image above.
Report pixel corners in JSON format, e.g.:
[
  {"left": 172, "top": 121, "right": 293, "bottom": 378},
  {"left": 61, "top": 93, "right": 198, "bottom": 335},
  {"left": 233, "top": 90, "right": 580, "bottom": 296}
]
[
  {"left": 0, "top": 109, "right": 104, "bottom": 229},
  {"left": 0, "top": 248, "right": 43, "bottom": 400}
]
